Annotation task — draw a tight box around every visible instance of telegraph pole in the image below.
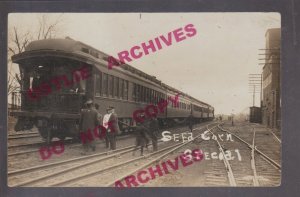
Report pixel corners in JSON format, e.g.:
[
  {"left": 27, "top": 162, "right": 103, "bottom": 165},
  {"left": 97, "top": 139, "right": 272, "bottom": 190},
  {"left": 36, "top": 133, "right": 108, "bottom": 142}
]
[{"left": 248, "top": 74, "right": 261, "bottom": 107}]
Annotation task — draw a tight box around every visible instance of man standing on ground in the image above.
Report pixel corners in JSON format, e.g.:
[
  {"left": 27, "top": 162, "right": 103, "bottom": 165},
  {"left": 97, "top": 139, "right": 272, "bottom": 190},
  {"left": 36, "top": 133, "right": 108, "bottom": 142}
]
[
  {"left": 80, "top": 99, "right": 99, "bottom": 155},
  {"left": 103, "top": 106, "right": 120, "bottom": 150},
  {"left": 187, "top": 114, "right": 194, "bottom": 132},
  {"left": 145, "top": 114, "right": 159, "bottom": 152},
  {"left": 133, "top": 117, "right": 149, "bottom": 156}
]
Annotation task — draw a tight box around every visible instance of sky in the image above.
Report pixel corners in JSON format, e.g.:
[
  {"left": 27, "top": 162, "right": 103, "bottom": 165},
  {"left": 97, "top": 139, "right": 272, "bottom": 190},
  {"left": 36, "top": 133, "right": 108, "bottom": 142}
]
[{"left": 8, "top": 13, "right": 280, "bottom": 115}]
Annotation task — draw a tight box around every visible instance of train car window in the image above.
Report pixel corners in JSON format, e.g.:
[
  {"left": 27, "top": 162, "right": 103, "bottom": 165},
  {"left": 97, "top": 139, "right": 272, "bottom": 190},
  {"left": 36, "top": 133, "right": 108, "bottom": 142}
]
[
  {"left": 148, "top": 89, "right": 151, "bottom": 103},
  {"left": 136, "top": 85, "right": 141, "bottom": 102},
  {"left": 148, "top": 88, "right": 151, "bottom": 103},
  {"left": 95, "top": 72, "right": 102, "bottom": 96},
  {"left": 132, "top": 83, "right": 136, "bottom": 101},
  {"left": 119, "top": 79, "right": 124, "bottom": 99},
  {"left": 141, "top": 86, "right": 145, "bottom": 103},
  {"left": 144, "top": 87, "right": 147, "bottom": 103},
  {"left": 150, "top": 89, "right": 154, "bottom": 104},
  {"left": 159, "top": 93, "right": 164, "bottom": 104},
  {"left": 81, "top": 47, "right": 89, "bottom": 53},
  {"left": 102, "top": 73, "right": 108, "bottom": 96},
  {"left": 139, "top": 86, "right": 142, "bottom": 102},
  {"left": 144, "top": 88, "right": 148, "bottom": 103},
  {"left": 124, "top": 80, "right": 128, "bottom": 100},
  {"left": 158, "top": 93, "right": 161, "bottom": 103},
  {"left": 108, "top": 75, "right": 113, "bottom": 97},
  {"left": 145, "top": 88, "right": 149, "bottom": 103},
  {"left": 114, "top": 77, "right": 119, "bottom": 98},
  {"left": 157, "top": 92, "right": 160, "bottom": 103}
]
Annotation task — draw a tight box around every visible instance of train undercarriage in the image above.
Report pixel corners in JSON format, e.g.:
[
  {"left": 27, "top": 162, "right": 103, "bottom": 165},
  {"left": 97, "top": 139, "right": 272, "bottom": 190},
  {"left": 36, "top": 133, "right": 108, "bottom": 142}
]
[{"left": 12, "top": 111, "right": 213, "bottom": 144}]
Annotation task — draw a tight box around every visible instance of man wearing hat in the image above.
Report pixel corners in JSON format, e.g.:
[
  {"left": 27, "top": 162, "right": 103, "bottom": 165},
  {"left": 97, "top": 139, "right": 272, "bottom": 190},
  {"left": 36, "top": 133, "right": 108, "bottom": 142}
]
[
  {"left": 102, "top": 106, "right": 120, "bottom": 150},
  {"left": 132, "top": 113, "right": 150, "bottom": 156},
  {"left": 144, "top": 112, "right": 159, "bottom": 152},
  {"left": 80, "top": 99, "right": 99, "bottom": 154}
]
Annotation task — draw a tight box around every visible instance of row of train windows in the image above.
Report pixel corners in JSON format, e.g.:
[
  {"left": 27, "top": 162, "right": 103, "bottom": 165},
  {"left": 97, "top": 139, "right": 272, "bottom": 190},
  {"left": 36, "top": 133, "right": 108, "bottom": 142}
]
[
  {"left": 132, "top": 83, "right": 191, "bottom": 110},
  {"left": 178, "top": 102, "right": 191, "bottom": 110},
  {"left": 194, "top": 105, "right": 211, "bottom": 113},
  {"left": 94, "top": 72, "right": 129, "bottom": 100},
  {"left": 132, "top": 83, "right": 165, "bottom": 104},
  {"left": 93, "top": 72, "right": 192, "bottom": 111}
]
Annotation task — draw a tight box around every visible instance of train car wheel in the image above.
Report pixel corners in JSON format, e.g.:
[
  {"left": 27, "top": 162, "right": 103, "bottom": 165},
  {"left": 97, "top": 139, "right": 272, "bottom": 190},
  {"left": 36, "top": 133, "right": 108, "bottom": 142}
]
[
  {"left": 38, "top": 127, "right": 53, "bottom": 144},
  {"left": 46, "top": 130, "right": 52, "bottom": 145},
  {"left": 58, "top": 134, "right": 66, "bottom": 141}
]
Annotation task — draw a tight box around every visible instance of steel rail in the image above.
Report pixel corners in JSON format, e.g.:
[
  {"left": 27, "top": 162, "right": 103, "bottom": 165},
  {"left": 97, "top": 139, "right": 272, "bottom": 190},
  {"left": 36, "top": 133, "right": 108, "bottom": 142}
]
[
  {"left": 105, "top": 123, "right": 219, "bottom": 187},
  {"left": 250, "top": 127, "right": 259, "bottom": 186},
  {"left": 8, "top": 131, "right": 38, "bottom": 137},
  {"left": 52, "top": 142, "right": 184, "bottom": 187},
  {"left": 8, "top": 144, "right": 135, "bottom": 176},
  {"left": 218, "top": 125, "right": 281, "bottom": 170},
  {"left": 11, "top": 122, "right": 216, "bottom": 187},
  {"left": 8, "top": 134, "right": 40, "bottom": 140},
  {"left": 269, "top": 129, "right": 281, "bottom": 143},
  {"left": 8, "top": 135, "right": 131, "bottom": 157},
  {"left": 8, "top": 139, "right": 73, "bottom": 149},
  {"left": 207, "top": 125, "right": 237, "bottom": 186},
  {"left": 11, "top": 145, "right": 140, "bottom": 187}
]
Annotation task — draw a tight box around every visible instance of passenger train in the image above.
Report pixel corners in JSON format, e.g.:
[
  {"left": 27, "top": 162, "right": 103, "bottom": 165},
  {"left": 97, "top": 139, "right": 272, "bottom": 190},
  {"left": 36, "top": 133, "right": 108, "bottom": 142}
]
[{"left": 11, "top": 38, "right": 214, "bottom": 143}]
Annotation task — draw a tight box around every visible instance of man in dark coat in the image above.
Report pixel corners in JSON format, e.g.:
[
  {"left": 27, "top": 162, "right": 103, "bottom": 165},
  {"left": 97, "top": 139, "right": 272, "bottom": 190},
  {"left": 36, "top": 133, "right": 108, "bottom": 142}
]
[
  {"left": 133, "top": 114, "right": 149, "bottom": 156},
  {"left": 187, "top": 114, "right": 194, "bottom": 132},
  {"left": 133, "top": 124, "right": 148, "bottom": 156},
  {"left": 103, "top": 106, "right": 120, "bottom": 150},
  {"left": 80, "top": 99, "right": 99, "bottom": 154},
  {"left": 145, "top": 116, "right": 159, "bottom": 152}
]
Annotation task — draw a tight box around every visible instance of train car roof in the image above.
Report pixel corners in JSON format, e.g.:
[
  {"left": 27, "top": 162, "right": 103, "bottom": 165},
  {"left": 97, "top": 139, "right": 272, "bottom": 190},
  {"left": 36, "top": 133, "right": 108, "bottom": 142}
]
[{"left": 23, "top": 38, "right": 213, "bottom": 108}]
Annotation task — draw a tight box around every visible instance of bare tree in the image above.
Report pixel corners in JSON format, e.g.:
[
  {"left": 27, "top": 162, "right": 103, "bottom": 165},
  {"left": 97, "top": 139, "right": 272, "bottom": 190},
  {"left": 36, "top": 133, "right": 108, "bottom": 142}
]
[{"left": 8, "top": 14, "right": 65, "bottom": 100}]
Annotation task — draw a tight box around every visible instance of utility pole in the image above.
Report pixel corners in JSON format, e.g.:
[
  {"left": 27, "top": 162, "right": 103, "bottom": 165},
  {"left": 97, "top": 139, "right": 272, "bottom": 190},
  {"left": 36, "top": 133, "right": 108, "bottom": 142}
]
[
  {"left": 253, "top": 85, "right": 255, "bottom": 106},
  {"left": 248, "top": 74, "right": 261, "bottom": 107}
]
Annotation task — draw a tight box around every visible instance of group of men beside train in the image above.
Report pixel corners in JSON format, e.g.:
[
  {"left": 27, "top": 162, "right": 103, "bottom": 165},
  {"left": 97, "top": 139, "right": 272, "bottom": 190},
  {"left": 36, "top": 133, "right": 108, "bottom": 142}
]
[{"left": 79, "top": 99, "right": 159, "bottom": 156}]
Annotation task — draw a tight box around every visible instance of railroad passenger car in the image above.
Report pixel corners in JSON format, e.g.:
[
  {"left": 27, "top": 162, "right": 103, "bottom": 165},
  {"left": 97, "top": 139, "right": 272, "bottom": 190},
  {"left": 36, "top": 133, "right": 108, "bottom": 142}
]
[{"left": 11, "top": 38, "right": 214, "bottom": 143}]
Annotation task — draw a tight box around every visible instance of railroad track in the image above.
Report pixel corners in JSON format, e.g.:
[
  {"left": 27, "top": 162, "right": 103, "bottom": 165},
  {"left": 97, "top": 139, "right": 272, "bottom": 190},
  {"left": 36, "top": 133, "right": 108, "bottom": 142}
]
[
  {"left": 8, "top": 122, "right": 211, "bottom": 156},
  {"left": 103, "top": 122, "right": 219, "bottom": 187},
  {"left": 8, "top": 122, "right": 217, "bottom": 187},
  {"left": 8, "top": 133, "right": 40, "bottom": 140},
  {"left": 205, "top": 124, "right": 260, "bottom": 186},
  {"left": 8, "top": 138, "right": 74, "bottom": 150},
  {"left": 204, "top": 123, "right": 281, "bottom": 186},
  {"left": 8, "top": 135, "right": 132, "bottom": 157},
  {"left": 8, "top": 130, "right": 38, "bottom": 137}
]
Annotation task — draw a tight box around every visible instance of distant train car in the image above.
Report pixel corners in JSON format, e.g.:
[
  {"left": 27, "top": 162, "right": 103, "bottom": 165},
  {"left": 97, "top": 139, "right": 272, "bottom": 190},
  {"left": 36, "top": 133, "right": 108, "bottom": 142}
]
[{"left": 11, "top": 38, "right": 214, "bottom": 143}]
